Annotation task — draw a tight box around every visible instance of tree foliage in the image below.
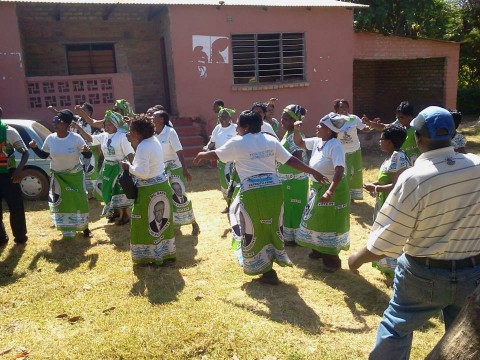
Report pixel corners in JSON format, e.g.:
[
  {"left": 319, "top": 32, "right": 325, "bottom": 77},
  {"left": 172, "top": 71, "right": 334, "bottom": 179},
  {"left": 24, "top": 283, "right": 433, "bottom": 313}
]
[
  {"left": 346, "top": 0, "right": 480, "bottom": 88},
  {"left": 448, "top": 1, "right": 480, "bottom": 88}
]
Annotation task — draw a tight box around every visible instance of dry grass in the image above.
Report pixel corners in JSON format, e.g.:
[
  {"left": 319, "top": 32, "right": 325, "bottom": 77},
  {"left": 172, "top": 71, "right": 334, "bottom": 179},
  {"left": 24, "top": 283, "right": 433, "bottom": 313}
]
[{"left": 1, "top": 120, "right": 479, "bottom": 359}]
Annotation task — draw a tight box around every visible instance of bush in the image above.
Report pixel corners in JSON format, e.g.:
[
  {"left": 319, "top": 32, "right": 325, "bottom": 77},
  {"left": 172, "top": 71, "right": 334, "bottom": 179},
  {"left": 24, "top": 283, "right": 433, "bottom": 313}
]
[{"left": 457, "top": 88, "right": 480, "bottom": 115}]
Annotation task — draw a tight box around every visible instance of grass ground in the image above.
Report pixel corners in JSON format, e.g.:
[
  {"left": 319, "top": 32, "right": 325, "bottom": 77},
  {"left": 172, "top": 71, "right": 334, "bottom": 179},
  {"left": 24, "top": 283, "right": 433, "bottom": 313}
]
[{"left": 1, "top": 119, "right": 479, "bottom": 359}]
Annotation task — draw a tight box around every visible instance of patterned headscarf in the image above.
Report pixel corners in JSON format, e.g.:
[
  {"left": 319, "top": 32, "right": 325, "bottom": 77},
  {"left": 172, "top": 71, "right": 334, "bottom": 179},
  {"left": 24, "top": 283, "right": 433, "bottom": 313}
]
[
  {"left": 217, "top": 106, "right": 236, "bottom": 122},
  {"left": 114, "top": 99, "right": 134, "bottom": 117},
  {"left": 283, "top": 104, "right": 307, "bottom": 122},
  {"left": 104, "top": 110, "right": 124, "bottom": 129},
  {"left": 320, "top": 112, "right": 353, "bottom": 133}
]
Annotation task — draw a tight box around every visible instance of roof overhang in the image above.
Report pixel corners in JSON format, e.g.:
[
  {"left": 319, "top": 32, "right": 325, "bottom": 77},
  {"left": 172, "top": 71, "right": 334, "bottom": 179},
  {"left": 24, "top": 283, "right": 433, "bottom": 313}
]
[{"left": 0, "top": 0, "right": 368, "bottom": 8}]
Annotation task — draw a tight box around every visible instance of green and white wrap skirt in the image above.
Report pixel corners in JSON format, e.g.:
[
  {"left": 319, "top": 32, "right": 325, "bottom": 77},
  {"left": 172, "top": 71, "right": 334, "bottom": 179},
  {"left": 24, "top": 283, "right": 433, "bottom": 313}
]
[
  {"left": 233, "top": 173, "right": 292, "bottom": 275},
  {"left": 371, "top": 170, "right": 397, "bottom": 277},
  {"left": 278, "top": 171, "right": 309, "bottom": 243},
  {"left": 345, "top": 148, "right": 363, "bottom": 200},
  {"left": 217, "top": 160, "right": 235, "bottom": 201},
  {"left": 229, "top": 186, "right": 242, "bottom": 265},
  {"left": 165, "top": 160, "right": 196, "bottom": 226},
  {"left": 101, "top": 160, "right": 134, "bottom": 212},
  {"left": 82, "top": 146, "right": 101, "bottom": 199},
  {"left": 130, "top": 174, "right": 176, "bottom": 265},
  {"left": 48, "top": 169, "right": 89, "bottom": 237},
  {"left": 297, "top": 177, "right": 350, "bottom": 255}
]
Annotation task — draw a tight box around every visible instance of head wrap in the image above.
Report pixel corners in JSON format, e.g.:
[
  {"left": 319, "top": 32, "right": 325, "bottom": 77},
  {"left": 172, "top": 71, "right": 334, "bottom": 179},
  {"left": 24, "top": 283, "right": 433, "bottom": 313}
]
[
  {"left": 104, "top": 110, "right": 124, "bottom": 129},
  {"left": 114, "top": 99, "right": 134, "bottom": 117},
  {"left": 283, "top": 104, "right": 306, "bottom": 122},
  {"left": 320, "top": 112, "right": 354, "bottom": 133},
  {"left": 217, "top": 106, "right": 236, "bottom": 122}
]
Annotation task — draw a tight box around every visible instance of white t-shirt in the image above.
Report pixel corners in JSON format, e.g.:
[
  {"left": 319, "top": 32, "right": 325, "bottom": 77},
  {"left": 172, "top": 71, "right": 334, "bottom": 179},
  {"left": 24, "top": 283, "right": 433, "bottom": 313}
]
[
  {"left": 211, "top": 123, "right": 237, "bottom": 148},
  {"left": 91, "top": 131, "right": 134, "bottom": 162},
  {"left": 155, "top": 126, "right": 182, "bottom": 163},
  {"left": 128, "top": 136, "right": 165, "bottom": 180},
  {"left": 337, "top": 115, "right": 366, "bottom": 153},
  {"left": 216, "top": 132, "right": 291, "bottom": 181},
  {"left": 42, "top": 132, "right": 86, "bottom": 172},
  {"left": 3, "top": 126, "right": 27, "bottom": 169},
  {"left": 305, "top": 137, "right": 345, "bottom": 182},
  {"left": 261, "top": 121, "right": 278, "bottom": 138},
  {"left": 72, "top": 115, "right": 102, "bottom": 137}
]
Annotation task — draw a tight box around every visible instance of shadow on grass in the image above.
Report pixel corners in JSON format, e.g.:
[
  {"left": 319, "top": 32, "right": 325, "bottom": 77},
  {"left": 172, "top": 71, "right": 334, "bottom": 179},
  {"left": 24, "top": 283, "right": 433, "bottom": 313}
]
[
  {"left": 233, "top": 281, "right": 323, "bottom": 334},
  {"left": 288, "top": 248, "right": 388, "bottom": 331},
  {"left": 131, "top": 263, "right": 185, "bottom": 304},
  {"left": 87, "top": 198, "right": 104, "bottom": 223},
  {"left": 102, "top": 221, "right": 131, "bottom": 252},
  {"left": 291, "top": 251, "right": 440, "bottom": 332},
  {"left": 0, "top": 243, "right": 26, "bottom": 286},
  {"left": 129, "top": 230, "right": 198, "bottom": 304},
  {"left": 28, "top": 236, "right": 98, "bottom": 273},
  {"left": 350, "top": 200, "right": 375, "bottom": 230}
]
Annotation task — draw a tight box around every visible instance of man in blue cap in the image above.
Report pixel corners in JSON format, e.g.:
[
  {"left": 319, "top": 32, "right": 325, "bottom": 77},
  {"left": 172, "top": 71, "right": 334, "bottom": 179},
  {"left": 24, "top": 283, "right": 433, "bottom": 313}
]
[{"left": 349, "top": 106, "right": 480, "bottom": 359}]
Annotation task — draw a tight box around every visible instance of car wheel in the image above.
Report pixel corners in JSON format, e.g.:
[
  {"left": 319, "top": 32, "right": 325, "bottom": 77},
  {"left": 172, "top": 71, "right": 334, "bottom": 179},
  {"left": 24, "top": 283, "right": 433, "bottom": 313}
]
[{"left": 19, "top": 168, "right": 49, "bottom": 201}]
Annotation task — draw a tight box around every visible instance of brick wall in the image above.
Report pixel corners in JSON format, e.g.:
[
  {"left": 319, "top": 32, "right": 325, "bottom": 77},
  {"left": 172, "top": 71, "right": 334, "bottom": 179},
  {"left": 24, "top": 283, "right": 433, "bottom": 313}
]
[
  {"left": 353, "top": 58, "right": 446, "bottom": 121},
  {"left": 17, "top": 4, "right": 171, "bottom": 113},
  {"left": 354, "top": 32, "right": 459, "bottom": 112}
]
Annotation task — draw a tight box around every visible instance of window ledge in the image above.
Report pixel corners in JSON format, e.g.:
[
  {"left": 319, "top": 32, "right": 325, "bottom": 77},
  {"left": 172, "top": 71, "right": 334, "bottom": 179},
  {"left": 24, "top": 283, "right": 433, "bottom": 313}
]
[{"left": 232, "top": 82, "right": 310, "bottom": 91}]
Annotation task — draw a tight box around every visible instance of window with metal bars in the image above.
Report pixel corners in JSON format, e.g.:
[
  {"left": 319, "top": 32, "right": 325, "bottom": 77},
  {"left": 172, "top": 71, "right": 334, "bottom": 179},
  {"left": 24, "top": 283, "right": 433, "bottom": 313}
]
[
  {"left": 66, "top": 44, "right": 117, "bottom": 75},
  {"left": 231, "top": 33, "right": 305, "bottom": 85}
]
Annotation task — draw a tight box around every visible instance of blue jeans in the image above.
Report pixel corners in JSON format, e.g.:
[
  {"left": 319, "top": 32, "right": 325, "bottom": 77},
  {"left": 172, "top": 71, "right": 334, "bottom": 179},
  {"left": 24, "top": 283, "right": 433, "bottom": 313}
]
[{"left": 370, "top": 253, "right": 480, "bottom": 360}]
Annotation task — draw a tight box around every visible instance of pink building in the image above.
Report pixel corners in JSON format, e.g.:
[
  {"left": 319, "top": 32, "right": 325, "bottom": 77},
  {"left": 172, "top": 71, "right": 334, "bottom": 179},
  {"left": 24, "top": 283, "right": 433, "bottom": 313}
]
[{"left": 0, "top": 0, "right": 460, "bottom": 156}]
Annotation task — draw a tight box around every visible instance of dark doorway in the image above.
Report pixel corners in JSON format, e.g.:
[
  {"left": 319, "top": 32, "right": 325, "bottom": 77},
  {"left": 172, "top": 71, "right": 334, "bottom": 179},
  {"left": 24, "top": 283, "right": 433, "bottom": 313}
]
[
  {"left": 353, "top": 58, "right": 446, "bottom": 121},
  {"left": 160, "top": 37, "right": 172, "bottom": 113}
]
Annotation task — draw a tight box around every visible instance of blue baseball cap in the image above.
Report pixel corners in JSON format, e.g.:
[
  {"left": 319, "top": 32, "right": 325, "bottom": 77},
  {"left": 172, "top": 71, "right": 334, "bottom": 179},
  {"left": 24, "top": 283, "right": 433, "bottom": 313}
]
[{"left": 410, "top": 106, "right": 454, "bottom": 141}]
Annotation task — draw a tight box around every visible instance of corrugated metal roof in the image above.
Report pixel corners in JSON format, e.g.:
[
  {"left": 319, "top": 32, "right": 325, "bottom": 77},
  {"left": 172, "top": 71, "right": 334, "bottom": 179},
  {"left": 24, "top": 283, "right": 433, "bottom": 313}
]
[{"left": 0, "top": 0, "right": 368, "bottom": 8}]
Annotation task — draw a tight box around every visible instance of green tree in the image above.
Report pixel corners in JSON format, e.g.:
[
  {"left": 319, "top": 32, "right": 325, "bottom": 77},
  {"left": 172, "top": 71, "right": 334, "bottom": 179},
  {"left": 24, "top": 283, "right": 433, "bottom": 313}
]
[
  {"left": 349, "top": 0, "right": 453, "bottom": 38},
  {"left": 347, "top": 0, "right": 479, "bottom": 88},
  {"left": 448, "top": 0, "right": 480, "bottom": 88}
]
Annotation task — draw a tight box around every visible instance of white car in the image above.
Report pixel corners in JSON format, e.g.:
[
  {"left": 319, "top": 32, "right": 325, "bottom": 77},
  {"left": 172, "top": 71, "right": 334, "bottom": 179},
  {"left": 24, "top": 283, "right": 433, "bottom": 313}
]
[{"left": 4, "top": 119, "right": 51, "bottom": 201}]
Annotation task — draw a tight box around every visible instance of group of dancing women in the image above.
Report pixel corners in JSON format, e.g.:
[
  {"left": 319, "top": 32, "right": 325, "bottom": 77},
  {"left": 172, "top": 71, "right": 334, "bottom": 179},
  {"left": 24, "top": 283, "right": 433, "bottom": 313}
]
[
  {"left": 195, "top": 98, "right": 384, "bottom": 284},
  {"left": 197, "top": 99, "right": 465, "bottom": 283},
  {"left": 29, "top": 96, "right": 465, "bottom": 283},
  {"left": 31, "top": 100, "right": 199, "bottom": 265}
]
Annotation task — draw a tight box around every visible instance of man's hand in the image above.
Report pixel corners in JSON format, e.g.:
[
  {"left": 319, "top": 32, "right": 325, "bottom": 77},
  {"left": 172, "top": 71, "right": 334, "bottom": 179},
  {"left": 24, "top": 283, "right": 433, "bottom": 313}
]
[
  {"left": 11, "top": 169, "right": 23, "bottom": 183},
  {"left": 121, "top": 160, "right": 130, "bottom": 171}
]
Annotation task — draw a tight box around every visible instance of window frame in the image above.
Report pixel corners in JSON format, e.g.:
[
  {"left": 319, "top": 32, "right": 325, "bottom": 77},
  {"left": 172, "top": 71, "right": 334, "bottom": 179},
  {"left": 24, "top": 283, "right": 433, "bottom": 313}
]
[
  {"left": 231, "top": 32, "right": 306, "bottom": 86},
  {"left": 66, "top": 43, "right": 117, "bottom": 75}
]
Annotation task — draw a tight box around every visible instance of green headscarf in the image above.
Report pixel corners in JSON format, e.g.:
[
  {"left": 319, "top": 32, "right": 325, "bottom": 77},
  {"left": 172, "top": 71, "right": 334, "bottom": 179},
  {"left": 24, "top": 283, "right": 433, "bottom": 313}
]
[
  {"left": 283, "top": 104, "right": 306, "bottom": 122},
  {"left": 217, "top": 106, "right": 236, "bottom": 122},
  {"left": 114, "top": 99, "right": 134, "bottom": 117},
  {"left": 104, "top": 110, "right": 124, "bottom": 129}
]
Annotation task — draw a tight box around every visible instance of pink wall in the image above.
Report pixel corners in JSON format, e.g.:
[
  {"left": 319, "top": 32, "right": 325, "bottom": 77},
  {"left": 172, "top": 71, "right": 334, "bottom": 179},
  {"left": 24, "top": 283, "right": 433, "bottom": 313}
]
[
  {"left": 0, "top": 3, "right": 29, "bottom": 118},
  {"left": 168, "top": 5, "right": 356, "bottom": 136},
  {"left": 0, "top": 3, "right": 134, "bottom": 123},
  {"left": 354, "top": 32, "right": 460, "bottom": 109}
]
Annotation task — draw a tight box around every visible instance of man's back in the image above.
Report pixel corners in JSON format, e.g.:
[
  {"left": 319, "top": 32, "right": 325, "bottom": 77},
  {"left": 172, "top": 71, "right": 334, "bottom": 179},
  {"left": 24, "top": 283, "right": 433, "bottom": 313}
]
[{"left": 369, "top": 147, "right": 480, "bottom": 260}]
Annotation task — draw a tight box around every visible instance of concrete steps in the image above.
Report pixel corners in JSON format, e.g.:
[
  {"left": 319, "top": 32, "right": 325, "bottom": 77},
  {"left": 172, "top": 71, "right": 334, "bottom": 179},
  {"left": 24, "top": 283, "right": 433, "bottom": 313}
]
[{"left": 170, "top": 116, "right": 205, "bottom": 166}]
